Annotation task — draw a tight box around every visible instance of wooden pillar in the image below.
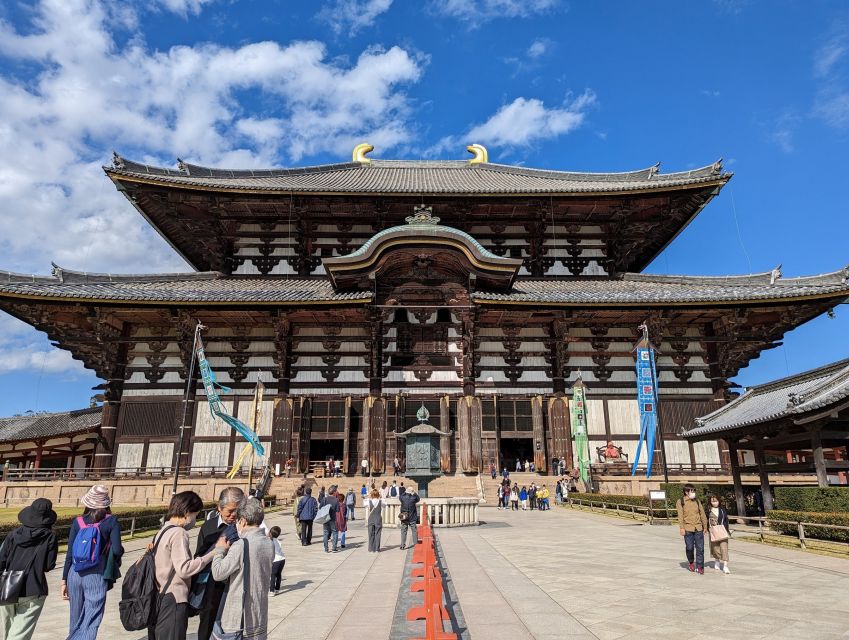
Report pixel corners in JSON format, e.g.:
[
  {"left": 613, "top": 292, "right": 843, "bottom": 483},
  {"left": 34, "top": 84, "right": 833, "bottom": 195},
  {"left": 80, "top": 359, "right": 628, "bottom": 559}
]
[
  {"left": 296, "top": 397, "right": 312, "bottom": 474},
  {"left": 811, "top": 428, "right": 829, "bottom": 488},
  {"left": 727, "top": 441, "right": 746, "bottom": 517},
  {"left": 368, "top": 396, "right": 386, "bottom": 474},
  {"left": 342, "top": 396, "right": 352, "bottom": 475},
  {"left": 439, "top": 396, "right": 452, "bottom": 473},
  {"left": 457, "top": 396, "right": 473, "bottom": 472},
  {"left": 368, "top": 311, "right": 383, "bottom": 396},
  {"left": 532, "top": 395, "right": 547, "bottom": 472},
  {"left": 33, "top": 441, "right": 44, "bottom": 470},
  {"left": 94, "top": 380, "right": 122, "bottom": 471},
  {"left": 753, "top": 444, "right": 774, "bottom": 511},
  {"left": 460, "top": 310, "right": 478, "bottom": 397},
  {"left": 547, "top": 396, "right": 571, "bottom": 466}
]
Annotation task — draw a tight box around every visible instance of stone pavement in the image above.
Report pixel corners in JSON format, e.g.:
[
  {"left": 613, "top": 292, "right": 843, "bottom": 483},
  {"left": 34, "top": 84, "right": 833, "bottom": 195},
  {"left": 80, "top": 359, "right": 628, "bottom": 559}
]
[{"left": 31, "top": 503, "right": 849, "bottom": 639}]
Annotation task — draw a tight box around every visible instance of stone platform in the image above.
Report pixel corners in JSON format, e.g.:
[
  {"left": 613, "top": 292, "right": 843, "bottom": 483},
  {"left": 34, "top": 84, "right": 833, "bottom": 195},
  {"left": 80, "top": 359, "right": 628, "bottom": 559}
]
[{"left": 31, "top": 503, "right": 849, "bottom": 639}]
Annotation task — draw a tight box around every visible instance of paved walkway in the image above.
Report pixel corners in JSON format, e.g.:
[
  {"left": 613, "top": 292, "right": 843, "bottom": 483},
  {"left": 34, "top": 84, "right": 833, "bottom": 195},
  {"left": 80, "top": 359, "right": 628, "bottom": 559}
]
[{"left": 32, "top": 504, "right": 849, "bottom": 639}]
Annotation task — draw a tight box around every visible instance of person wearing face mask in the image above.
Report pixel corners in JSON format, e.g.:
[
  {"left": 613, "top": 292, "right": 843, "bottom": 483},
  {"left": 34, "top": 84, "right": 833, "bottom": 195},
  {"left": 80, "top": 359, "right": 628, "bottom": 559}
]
[
  {"left": 707, "top": 494, "right": 731, "bottom": 574},
  {"left": 194, "top": 487, "right": 245, "bottom": 640},
  {"left": 676, "top": 484, "right": 708, "bottom": 574},
  {"left": 149, "top": 491, "right": 215, "bottom": 640}
]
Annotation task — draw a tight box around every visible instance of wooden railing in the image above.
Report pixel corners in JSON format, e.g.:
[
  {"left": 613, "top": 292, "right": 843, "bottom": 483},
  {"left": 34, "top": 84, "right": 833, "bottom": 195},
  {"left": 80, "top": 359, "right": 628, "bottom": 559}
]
[
  {"left": 564, "top": 495, "right": 678, "bottom": 524},
  {"left": 590, "top": 463, "right": 727, "bottom": 476},
  {"left": 0, "top": 465, "right": 265, "bottom": 482}
]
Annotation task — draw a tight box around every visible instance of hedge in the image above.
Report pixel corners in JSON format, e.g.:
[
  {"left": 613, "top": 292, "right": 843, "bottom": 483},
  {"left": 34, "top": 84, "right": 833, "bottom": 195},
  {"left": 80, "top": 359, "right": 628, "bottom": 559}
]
[
  {"left": 660, "top": 483, "right": 745, "bottom": 515},
  {"left": 773, "top": 487, "right": 849, "bottom": 513},
  {"left": 767, "top": 510, "right": 849, "bottom": 543},
  {"left": 569, "top": 492, "right": 650, "bottom": 508}
]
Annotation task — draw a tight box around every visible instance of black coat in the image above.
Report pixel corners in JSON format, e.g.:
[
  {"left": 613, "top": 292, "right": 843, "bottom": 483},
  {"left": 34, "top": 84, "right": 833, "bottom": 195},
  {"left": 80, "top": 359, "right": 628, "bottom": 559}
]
[
  {"left": 708, "top": 506, "right": 730, "bottom": 532},
  {"left": 399, "top": 493, "right": 421, "bottom": 524},
  {"left": 0, "top": 526, "right": 58, "bottom": 597},
  {"left": 195, "top": 513, "right": 227, "bottom": 558}
]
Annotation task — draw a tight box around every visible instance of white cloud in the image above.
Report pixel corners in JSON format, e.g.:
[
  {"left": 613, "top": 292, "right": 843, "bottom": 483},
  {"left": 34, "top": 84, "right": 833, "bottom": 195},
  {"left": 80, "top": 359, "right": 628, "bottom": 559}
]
[
  {"left": 430, "top": 0, "right": 557, "bottom": 26},
  {"left": 466, "top": 91, "right": 596, "bottom": 148},
  {"left": 0, "top": 315, "right": 86, "bottom": 376},
  {"left": 814, "top": 33, "right": 847, "bottom": 78},
  {"left": 155, "top": 0, "right": 217, "bottom": 18},
  {"left": 0, "top": 0, "right": 426, "bottom": 375},
  {"left": 527, "top": 38, "right": 550, "bottom": 59},
  {"left": 767, "top": 112, "right": 799, "bottom": 153},
  {"left": 317, "top": 0, "right": 394, "bottom": 36},
  {"left": 813, "top": 90, "right": 849, "bottom": 129}
]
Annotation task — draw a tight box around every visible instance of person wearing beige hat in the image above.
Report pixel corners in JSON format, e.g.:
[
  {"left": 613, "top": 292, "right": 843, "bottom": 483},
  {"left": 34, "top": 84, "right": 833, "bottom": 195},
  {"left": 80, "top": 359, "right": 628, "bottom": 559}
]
[{"left": 61, "top": 484, "right": 124, "bottom": 640}]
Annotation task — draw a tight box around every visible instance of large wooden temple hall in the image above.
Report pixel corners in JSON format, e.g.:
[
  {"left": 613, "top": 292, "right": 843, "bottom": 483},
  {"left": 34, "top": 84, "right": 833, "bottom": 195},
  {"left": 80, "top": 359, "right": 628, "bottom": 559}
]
[{"left": 1, "top": 144, "right": 847, "bottom": 477}]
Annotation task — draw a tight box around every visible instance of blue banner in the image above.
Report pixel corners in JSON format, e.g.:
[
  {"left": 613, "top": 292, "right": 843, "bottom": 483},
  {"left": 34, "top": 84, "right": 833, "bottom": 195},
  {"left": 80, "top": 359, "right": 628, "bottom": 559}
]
[
  {"left": 630, "top": 345, "right": 659, "bottom": 478},
  {"left": 196, "top": 340, "right": 265, "bottom": 456}
]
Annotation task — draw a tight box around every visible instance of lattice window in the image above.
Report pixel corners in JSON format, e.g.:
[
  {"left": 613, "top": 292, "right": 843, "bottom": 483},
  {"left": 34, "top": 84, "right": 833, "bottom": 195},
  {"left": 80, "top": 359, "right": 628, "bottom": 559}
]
[
  {"left": 311, "top": 400, "right": 346, "bottom": 433},
  {"left": 481, "top": 397, "right": 497, "bottom": 431},
  {"left": 500, "top": 400, "right": 533, "bottom": 432}
]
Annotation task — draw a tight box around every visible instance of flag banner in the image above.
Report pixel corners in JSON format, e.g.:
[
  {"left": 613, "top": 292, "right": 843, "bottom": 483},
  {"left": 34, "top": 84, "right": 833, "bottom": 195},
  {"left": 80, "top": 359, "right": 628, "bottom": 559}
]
[
  {"left": 571, "top": 378, "right": 590, "bottom": 483},
  {"left": 197, "top": 338, "right": 265, "bottom": 456},
  {"left": 631, "top": 344, "right": 659, "bottom": 478}
]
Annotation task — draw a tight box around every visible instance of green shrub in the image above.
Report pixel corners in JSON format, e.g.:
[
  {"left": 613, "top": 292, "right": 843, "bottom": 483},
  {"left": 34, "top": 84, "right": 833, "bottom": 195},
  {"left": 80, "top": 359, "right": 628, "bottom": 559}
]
[
  {"left": 767, "top": 510, "right": 849, "bottom": 543},
  {"left": 661, "top": 483, "right": 744, "bottom": 515},
  {"left": 773, "top": 487, "right": 849, "bottom": 513}
]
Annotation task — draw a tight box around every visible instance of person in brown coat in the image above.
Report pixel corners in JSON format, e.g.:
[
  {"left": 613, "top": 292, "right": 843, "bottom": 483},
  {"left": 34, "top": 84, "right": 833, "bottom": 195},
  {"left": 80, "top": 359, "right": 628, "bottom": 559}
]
[
  {"left": 676, "top": 484, "right": 708, "bottom": 574},
  {"left": 335, "top": 491, "right": 348, "bottom": 548}
]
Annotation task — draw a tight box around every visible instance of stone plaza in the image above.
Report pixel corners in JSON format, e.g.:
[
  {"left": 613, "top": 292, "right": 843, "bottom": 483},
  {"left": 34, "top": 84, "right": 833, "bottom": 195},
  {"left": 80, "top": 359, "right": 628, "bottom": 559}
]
[{"left": 32, "top": 503, "right": 849, "bottom": 640}]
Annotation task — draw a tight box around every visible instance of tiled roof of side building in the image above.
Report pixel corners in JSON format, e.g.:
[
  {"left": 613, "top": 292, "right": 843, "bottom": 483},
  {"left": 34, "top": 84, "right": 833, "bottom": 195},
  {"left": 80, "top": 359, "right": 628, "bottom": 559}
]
[
  {"left": 0, "top": 407, "right": 101, "bottom": 444},
  {"left": 0, "top": 266, "right": 847, "bottom": 306},
  {"left": 683, "top": 358, "right": 849, "bottom": 440},
  {"left": 105, "top": 155, "right": 731, "bottom": 195}
]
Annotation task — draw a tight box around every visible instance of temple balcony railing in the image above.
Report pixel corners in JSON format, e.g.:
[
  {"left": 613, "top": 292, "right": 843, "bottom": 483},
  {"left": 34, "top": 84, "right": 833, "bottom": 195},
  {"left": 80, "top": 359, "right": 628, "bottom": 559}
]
[
  {"left": 378, "top": 497, "right": 479, "bottom": 528},
  {"left": 591, "top": 462, "right": 728, "bottom": 476}
]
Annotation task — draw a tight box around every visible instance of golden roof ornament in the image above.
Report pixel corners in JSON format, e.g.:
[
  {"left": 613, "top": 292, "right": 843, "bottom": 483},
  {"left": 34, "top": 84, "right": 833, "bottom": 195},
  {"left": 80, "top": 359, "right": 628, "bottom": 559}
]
[
  {"left": 352, "top": 142, "right": 374, "bottom": 163},
  {"left": 405, "top": 204, "right": 440, "bottom": 226},
  {"left": 466, "top": 143, "right": 488, "bottom": 164}
]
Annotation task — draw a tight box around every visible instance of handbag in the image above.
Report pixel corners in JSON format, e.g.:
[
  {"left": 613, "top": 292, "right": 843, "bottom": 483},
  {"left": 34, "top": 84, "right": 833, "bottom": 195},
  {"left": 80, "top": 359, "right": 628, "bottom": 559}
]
[
  {"left": 709, "top": 523, "right": 729, "bottom": 542},
  {"left": 211, "top": 539, "right": 250, "bottom": 640},
  {"left": 0, "top": 541, "right": 37, "bottom": 605},
  {"left": 313, "top": 504, "right": 332, "bottom": 525}
]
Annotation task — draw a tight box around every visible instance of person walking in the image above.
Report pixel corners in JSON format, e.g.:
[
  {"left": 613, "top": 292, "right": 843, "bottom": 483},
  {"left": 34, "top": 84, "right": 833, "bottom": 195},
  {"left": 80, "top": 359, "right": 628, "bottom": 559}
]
[
  {"left": 496, "top": 485, "right": 503, "bottom": 510},
  {"left": 334, "top": 459, "right": 342, "bottom": 478},
  {"left": 398, "top": 487, "right": 420, "bottom": 550},
  {"left": 212, "top": 498, "right": 274, "bottom": 640},
  {"left": 510, "top": 485, "right": 519, "bottom": 511},
  {"left": 707, "top": 495, "right": 731, "bottom": 574},
  {"left": 555, "top": 481, "right": 563, "bottom": 506},
  {"left": 677, "top": 484, "right": 708, "bottom": 574},
  {"left": 490, "top": 461, "right": 497, "bottom": 480},
  {"left": 345, "top": 488, "right": 356, "bottom": 521},
  {"left": 388, "top": 481, "right": 398, "bottom": 499},
  {"left": 366, "top": 489, "right": 383, "bottom": 552},
  {"left": 501, "top": 467, "right": 509, "bottom": 482},
  {"left": 519, "top": 486, "right": 528, "bottom": 511},
  {"left": 515, "top": 458, "right": 521, "bottom": 472},
  {"left": 268, "top": 527, "right": 285, "bottom": 594},
  {"left": 62, "top": 485, "right": 123, "bottom": 640},
  {"left": 0, "top": 498, "right": 58, "bottom": 640},
  {"left": 149, "top": 491, "right": 214, "bottom": 640},
  {"left": 393, "top": 456, "right": 400, "bottom": 477},
  {"left": 292, "top": 486, "right": 305, "bottom": 540},
  {"left": 360, "top": 483, "right": 368, "bottom": 504},
  {"left": 361, "top": 458, "right": 369, "bottom": 477},
  {"left": 317, "top": 486, "right": 326, "bottom": 503},
  {"left": 297, "top": 487, "right": 318, "bottom": 546},
  {"left": 320, "top": 484, "right": 340, "bottom": 553},
  {"left": 335, "top": 490, "right": 348, "bottom": 549},
  {"left": 528, "top": 484, "right": 537, "bottom": 510},
  {"left": 194, "top": 486, "right": 245, "bottom": 640}
]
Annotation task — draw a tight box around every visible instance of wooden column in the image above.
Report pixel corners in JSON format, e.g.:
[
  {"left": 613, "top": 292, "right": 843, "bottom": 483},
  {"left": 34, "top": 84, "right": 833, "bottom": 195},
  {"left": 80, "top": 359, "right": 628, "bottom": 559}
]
[
  {"left": 439, "top": 396, "right": 452, "bottom": 472},
  {"left": 548, "top": 396, "right": 571, "bottom": 469},
  {"left": 457, "top": 396, "right": 474, "bottom": 472},
  {"left": 368, "top": 396, "right": 386, "bottom": 474},
  {"left": 811, "top": 428, "right": 829, "bottom": 488},
  {"left": 342, "top": 396, "right": 352, "bottom": 475},
  {"left": 532, "top": 395, "right": 547, "bottom": 472},
  {"left": 753, "top": 444, "right": 774, "bottom": 511},
  {"left": 460, "top": 310, "right": 478, "bottom": 396},
  {"left": 33, "top": 441, "right": 43, "bottom": 470},
  {"left": 727, "top": 441, "right": 746, "bottom": 517},
  {"left": 368, "top": 311, "right": 383, "bottom": 396},
  {"left": 94, "top": 380, "right": 123, "bottom": 471},
  {"left": 296, "top": 397, "right": 312, "bottom": 474}
]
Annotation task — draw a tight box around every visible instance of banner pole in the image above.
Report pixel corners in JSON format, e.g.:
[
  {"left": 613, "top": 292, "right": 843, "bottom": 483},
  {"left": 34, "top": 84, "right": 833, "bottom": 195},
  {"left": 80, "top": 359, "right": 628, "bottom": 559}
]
[{"left": 173, "top": 322, "right": 203, "bottom": 496}]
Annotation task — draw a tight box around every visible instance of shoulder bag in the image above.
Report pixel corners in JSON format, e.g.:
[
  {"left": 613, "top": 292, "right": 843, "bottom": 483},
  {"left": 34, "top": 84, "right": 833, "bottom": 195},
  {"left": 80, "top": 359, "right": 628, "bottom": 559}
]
[
  {"left": 0, "top": 535, "right": 38, "bottom": 605},
  {"left": 211, "top": 538, "right": 250, "bottom": 640}
]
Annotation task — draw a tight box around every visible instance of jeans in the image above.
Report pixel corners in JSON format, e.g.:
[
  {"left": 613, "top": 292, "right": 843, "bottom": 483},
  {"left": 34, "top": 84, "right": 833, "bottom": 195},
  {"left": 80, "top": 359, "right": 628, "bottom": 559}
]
[
  {"left": 323, "top": 521, "right": 338, "bottom": 551},
  {"left": 685, "top": 530, "right": 705, "bottom": 568},
  {"left": 346, "top": 505, "right": 355, "bottom": 520},
  {"left": 400, "top": 522, "right": 418, "bottom": 548},
  {"left": 340, "top": 531, "right": 346, "bottom": 547},
  {"left": 0, "top": 595, "right": 45, "bottom": 640},
  {"left": 67, "top": 570, "right": 108, "bottom": 640}
]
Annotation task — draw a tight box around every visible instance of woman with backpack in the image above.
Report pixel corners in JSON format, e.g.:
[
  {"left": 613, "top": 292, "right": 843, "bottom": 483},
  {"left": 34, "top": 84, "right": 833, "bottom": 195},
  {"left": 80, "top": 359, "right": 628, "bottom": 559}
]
[
  {"left": 149, "top": 491, "right": 215, "bottom": 640},
  {"left": 61, "top": 484, "right": 123, "bottom": 640},
  {"left": 0, "top": 498, "right": 58, "bottom": 640}
]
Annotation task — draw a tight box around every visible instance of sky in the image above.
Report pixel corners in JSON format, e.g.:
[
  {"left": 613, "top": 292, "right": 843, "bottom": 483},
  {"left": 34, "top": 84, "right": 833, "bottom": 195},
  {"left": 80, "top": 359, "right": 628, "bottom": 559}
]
[{"left": 0, "top": 0, "right": 848, "bottom": 416}]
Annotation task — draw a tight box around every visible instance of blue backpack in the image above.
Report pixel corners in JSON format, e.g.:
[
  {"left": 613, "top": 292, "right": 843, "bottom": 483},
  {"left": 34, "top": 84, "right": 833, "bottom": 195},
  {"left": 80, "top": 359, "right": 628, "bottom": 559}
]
[{"left": 71, "top": 515, "right": 109, "bottom": 572}]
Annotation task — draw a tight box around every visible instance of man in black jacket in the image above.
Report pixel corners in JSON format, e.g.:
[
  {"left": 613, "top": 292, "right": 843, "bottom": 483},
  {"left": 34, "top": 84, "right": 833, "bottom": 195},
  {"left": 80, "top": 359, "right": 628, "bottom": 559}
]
[
  {"left": 194, "top": 486, "right": 245, "bottom": 640},
  {"left": 0, "top": 498, "right": 58, "bottom": 638},
  {"left": 320, "top": 484, "right": 340, "bottom": 553},
  {"left": 399, "top": 488, "right": 420, "bottom": 550}
]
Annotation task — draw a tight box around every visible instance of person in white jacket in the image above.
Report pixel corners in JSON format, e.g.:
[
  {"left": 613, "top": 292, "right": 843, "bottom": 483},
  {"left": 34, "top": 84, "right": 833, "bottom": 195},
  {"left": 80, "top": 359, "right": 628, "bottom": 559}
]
[{"left": 268, "top": 526, "right": 285, "bottom": 594}]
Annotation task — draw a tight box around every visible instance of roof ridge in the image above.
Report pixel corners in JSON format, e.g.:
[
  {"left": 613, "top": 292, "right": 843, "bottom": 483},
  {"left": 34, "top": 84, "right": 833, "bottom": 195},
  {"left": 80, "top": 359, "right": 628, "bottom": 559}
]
[
  {"left": 49, "top": 264, "right": 222, "bottom": 284},
  {"left": 745, "top": 357, "right": 849, "bottom": 395}
]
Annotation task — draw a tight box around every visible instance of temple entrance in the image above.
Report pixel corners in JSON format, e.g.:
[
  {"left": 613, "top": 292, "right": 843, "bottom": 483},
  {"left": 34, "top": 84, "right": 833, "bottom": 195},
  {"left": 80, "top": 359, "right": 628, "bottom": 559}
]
[
  {"left": 310, "top": 438, "right": 344, "bottom": 462},
  {"left": 499, "top": 437, "right": 534, "bottom": 471}
]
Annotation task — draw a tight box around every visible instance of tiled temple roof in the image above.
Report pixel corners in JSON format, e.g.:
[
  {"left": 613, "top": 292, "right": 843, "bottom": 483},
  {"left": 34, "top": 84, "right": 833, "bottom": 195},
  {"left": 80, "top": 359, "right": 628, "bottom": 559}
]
[
  {"left": 683, "top": 358, "right": 849, "bottom": 440},
  {"left": 0, "top": 266, "right": 846, "bottom": 307},
  {"left": 106, "top": 154, "right": 730, "bottom": 195},
  {"left": 0, "top": 407, "right": 101, "bottom": 444}
]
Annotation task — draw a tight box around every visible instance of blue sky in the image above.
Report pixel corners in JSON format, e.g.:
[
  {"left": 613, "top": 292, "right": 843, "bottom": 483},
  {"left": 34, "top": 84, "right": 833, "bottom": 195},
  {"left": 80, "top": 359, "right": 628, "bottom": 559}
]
[{"left": 0, "top": 0, "right": 847, "bottom": 416}]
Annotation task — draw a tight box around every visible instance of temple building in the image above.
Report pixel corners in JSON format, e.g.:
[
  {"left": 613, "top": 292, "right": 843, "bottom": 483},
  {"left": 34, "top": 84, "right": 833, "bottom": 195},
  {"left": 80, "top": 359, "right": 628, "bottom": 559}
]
[{"left": 1, "top": 144, "right": 847, "bottom": 478}]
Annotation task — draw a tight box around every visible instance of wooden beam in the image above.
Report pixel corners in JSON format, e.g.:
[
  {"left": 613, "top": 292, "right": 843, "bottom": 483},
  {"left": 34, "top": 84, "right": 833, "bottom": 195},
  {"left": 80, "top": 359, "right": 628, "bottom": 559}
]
[
  {"left": 812, "top": 429, "right": 829, "bottom": 487},
  {"left": 727, "top": 442, "right": 747, "bottom": 517},
  {"left": 753, "top": 445, "right": 774, "bottom": 511}
]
